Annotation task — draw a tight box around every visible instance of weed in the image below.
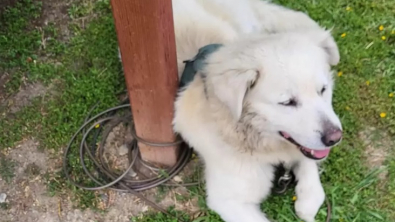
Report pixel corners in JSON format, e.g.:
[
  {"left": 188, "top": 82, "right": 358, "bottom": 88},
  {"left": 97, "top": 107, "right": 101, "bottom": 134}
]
[
  {"left": 0, "top": 203, "right": 10, "bottom": 210},
  {"left": 0, "top": 155, "right": 16, "bottom": 183}
]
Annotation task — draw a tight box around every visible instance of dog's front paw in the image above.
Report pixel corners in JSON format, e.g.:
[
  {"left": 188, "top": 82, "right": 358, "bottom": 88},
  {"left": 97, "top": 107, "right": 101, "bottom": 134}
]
[{"left": 294, "top": 184, "right": 325, "bottom": 222}]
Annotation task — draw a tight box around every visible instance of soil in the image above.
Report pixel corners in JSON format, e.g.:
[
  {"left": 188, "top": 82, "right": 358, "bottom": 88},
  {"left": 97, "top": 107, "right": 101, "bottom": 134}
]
[
  {"left": 6, "top": 82, "right": 48, "bottom": 113},
  {"left": 359, "top": 126, "right": 393, "bottom": 180},
  {"left": 0, "top": 136, "right": 200, "bottom": 222},
  {"left": 0, "top": 0, "right": 17, "bottom": 14}
]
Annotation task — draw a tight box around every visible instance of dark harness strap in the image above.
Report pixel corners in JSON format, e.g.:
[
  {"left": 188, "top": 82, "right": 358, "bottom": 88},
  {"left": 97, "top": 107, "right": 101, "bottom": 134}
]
[{"left": 179, "top": 43, "right": 223, "bottom": 88}]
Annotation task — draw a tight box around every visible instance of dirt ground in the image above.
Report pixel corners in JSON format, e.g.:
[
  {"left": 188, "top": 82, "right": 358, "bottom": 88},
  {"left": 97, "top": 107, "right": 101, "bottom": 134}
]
[
  {"left": 0, "top": 0, "right": 16, "bottom": 14},
  {"left": 360, "top": 127, "right": 393, "bottom": 180},
  {"left": 0, "top": 137, "right": 200, "bottom": 222},
  {"left": 0, "top": 98, "right": 200, "bottom": 221}
]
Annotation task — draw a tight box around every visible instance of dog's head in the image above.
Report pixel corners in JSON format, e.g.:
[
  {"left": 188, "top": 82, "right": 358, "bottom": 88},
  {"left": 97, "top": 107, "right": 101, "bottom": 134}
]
[{"left": 202, "top": 31, "right": 342, "bottom": 160}]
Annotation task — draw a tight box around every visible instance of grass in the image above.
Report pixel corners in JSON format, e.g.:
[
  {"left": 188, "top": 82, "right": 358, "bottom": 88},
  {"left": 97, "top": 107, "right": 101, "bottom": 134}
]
[
  {"left": 0, "top": 0, "right": 394, "bottom": 221},
  {"left": 0, "top": 0, "right": 122, "bottom": 210},
  {"left": 0, "top": 155, "right": 16, "bottom": 183}
]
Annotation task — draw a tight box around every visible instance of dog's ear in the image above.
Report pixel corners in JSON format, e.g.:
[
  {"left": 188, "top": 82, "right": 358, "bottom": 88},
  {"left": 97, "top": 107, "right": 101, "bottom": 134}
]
[
  {"left": 316, "top": 30, "right": 340, "bottom": 66},
  {"left": 211, "top": 69, "right": 259, "bottom": 120}
]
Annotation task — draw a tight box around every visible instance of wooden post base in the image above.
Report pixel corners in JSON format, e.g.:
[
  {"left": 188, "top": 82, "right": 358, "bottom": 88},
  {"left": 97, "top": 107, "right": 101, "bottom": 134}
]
[{"left": 111, "top": 0, "right": 179, "bottom": 166}]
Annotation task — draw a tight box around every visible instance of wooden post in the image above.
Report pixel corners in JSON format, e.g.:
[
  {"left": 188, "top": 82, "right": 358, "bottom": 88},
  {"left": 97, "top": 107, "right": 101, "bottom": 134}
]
[{"left": 111, "top": 0, "right": 179, "bottom": 166}]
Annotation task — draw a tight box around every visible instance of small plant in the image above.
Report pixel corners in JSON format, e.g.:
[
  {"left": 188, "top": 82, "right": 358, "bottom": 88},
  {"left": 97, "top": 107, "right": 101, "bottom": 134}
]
[{"left": 0, "top": 156, "right": 16, "bottom": 183}]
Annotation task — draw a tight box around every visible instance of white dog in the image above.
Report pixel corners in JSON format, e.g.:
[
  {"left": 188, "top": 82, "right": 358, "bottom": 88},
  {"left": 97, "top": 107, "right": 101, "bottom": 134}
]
[{"left": 172, "top": 0, "right": 343, "bottom": 221}]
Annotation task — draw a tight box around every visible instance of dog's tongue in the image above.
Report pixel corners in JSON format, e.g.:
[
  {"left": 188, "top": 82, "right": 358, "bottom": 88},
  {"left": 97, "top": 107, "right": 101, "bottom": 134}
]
[
  {"left": 280, "top": 132, "right": 331, "bottom": 158},
  {"left": 303, "top": 147, "right": 330, "bottom": 158}
]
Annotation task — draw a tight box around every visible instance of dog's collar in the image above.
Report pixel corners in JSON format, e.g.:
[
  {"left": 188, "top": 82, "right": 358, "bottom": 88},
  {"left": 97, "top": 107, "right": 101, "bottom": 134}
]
[{"left": 179, "top": 43, "right": 223, "bottom": 88}]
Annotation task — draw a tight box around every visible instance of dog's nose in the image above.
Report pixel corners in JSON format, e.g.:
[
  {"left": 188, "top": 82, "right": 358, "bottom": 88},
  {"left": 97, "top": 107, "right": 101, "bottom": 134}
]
[{"left": 321, "top": 129, "right": 342, "bottom": 146}]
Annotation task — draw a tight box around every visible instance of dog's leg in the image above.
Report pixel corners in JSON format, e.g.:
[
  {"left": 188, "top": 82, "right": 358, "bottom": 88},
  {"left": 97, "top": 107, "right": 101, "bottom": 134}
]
[
  {"left": 203, "top": 161, "right": 275, "bottom": 222},
  {"left": 207, "top": 199, "right": 270, "bottom": 222},
  {"left": 293, "top": 160, "right": 325, "bottom": 222},
  {"left": 251, "top": 0, "right": 321, "bottom": 33}
]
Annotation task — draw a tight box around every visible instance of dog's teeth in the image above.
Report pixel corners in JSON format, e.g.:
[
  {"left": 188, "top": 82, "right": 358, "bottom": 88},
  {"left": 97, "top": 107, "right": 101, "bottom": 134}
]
[{"left": 311, "top": 150, "right": 315, "bottom": 155}]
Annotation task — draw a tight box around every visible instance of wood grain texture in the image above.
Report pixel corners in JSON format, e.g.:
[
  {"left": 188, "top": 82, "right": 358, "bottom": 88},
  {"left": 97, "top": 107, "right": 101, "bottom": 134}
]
[{"left": 111, "top": 0, "right": 179, "bottom": 166}]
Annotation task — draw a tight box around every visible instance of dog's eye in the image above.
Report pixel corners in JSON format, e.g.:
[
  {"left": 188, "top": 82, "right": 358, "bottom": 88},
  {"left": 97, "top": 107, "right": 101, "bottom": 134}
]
[
  {"left": 279, "top": 98, "right": 297, "bottom": 107},
  {"left": 320, "top": 86, "right": 326, "bottom": 95}
]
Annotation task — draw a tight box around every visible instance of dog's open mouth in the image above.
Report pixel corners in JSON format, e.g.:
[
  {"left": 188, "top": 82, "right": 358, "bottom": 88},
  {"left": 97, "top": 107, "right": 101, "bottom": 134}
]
[{"left": 279, "top": 131, "right": 330, "bottom": 160}]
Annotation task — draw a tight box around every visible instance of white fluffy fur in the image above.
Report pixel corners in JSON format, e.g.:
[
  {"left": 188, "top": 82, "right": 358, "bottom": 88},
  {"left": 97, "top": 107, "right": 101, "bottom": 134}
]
[{"left": 171, "top": 0, "right": 342, "bottom": 221}]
